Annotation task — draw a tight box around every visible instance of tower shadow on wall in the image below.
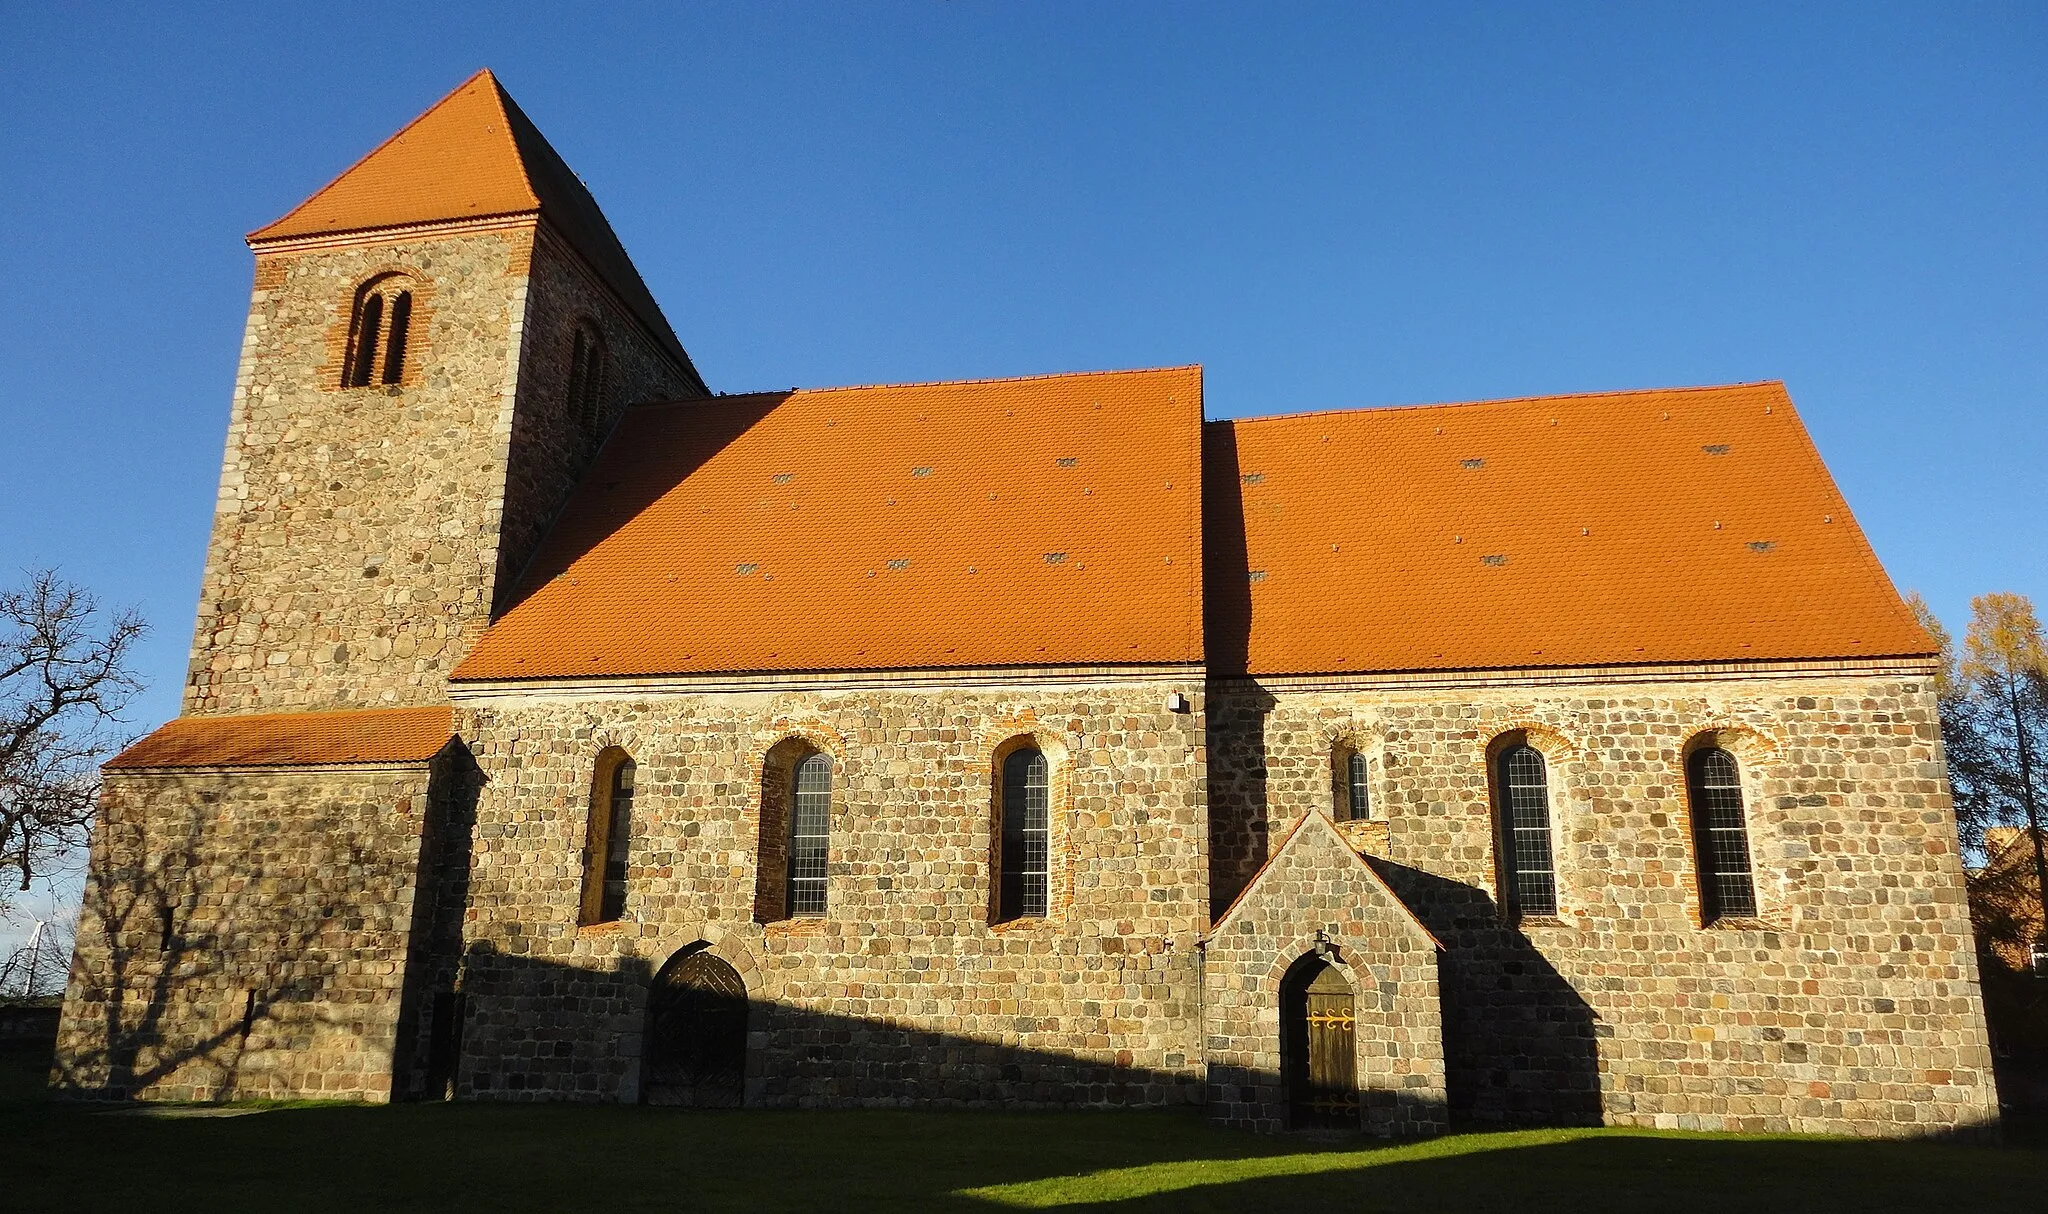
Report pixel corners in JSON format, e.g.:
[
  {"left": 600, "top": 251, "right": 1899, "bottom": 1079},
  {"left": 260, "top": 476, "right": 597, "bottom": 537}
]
[
  {"left": 1367, "top": 858, "right": 1604, "bottom": 1126},
  {"left": 446, "top": 946, "right": 1230, "bottom": 1115},
  {"left": 1201, "top": 420, "right": 1274, "bottom": 918},
  {"left": 393, "top": 739, "right": 484, "bottom": 1101},
  {"left": 494, "top": 392, "right": 795, "bottom": 619}
]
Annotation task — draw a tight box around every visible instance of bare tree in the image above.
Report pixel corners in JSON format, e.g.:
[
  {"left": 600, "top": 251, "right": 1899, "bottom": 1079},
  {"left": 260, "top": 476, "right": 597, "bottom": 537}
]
[
  {"left": 0, "top": 912, "right": 75, "bottom": 999},
  {"left": 1, "top": 570, "right": 147, "bottom": 911}
]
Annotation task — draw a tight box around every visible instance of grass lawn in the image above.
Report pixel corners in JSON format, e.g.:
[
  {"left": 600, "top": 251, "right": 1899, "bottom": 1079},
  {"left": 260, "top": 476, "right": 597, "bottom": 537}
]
[{"left": 2, "top": 1042, "right": 2038, "bottom": 1212}]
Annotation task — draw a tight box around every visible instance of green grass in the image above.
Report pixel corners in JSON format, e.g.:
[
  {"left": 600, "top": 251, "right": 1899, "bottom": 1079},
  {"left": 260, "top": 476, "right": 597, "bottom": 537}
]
[{"left": 3, "top": 1045, "right": 2039, "bottom": 1212}]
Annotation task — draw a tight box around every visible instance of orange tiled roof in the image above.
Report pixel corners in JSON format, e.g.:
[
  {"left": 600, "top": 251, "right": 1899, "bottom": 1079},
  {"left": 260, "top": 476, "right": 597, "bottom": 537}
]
[
  {"left": 1205, "top": 381, "right": 1933, "bottom": 676},
  {"left": 454, "top": 367, "right": 1206, "bottom": 680},
  {"left": 248, "top": 70, "right": 697, "bottom": 380},
  {"left": 105, "top": 707, "right": 455, "bottom": 769}
]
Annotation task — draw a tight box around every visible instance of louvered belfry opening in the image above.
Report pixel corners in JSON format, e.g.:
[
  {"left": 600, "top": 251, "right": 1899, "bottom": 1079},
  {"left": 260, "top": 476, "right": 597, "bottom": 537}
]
[
  {"left": 567, "top": 322, "right": 607, "bottom": 430},
  {"left": 343, "top": 275, "right": 416, "bottom": 388}
]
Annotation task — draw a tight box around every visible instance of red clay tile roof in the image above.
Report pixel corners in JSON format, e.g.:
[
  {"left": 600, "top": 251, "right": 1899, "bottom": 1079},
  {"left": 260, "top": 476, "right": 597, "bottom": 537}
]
[
  {"left": 248, "top": 69, "right": 698, "bottom": 382},
  {"left": 1205, "top": 381, "right": 1933, "bottom": 676},
  {"left": 455, "top": 367, "right": 1206, "bottom": 680},
  {"left": 105, "top": 707, "right": 455, "bottom": 770}
]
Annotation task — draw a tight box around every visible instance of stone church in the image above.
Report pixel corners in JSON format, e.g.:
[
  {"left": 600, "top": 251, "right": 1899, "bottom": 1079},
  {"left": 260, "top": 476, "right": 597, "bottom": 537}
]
[{"left": 55, "top": 70, "right": 1999, "bottom": 1136}]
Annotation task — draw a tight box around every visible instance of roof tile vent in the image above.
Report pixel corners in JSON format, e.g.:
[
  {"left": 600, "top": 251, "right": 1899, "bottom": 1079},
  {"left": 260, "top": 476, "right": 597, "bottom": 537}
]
[
  {"left": 1043, "top": 552, "right": 1067, "bottom": 565},
  {"left": 772, "top": 472, "right": 795, "bottom": 484},
  {"left": 1241, "top": 472, "right": 1265, "bottom": 485},
  {"left": 911, "top": 467, "right": 933, "bottom": 478},
  {"left": 735, "top": 562, "right": 759, "bottom": 576},
  {"left": 1461, "top": 458, "right": 1485, "bottom": 470},
  {"left": 1056, "top": 457, "right": 1079, "bottom": 469},
  {"left": 887, "top": 558, "right": 910, "bottom": 570},
  {"left": 1481, "top": 554, "right": 1508, "bottom": 567},
  {"left": 1747, "top": 541, "right": 1776, "bottom": 553},
  {"left": 1703, "top": 444, "right": 1731, "bottom": 456}
]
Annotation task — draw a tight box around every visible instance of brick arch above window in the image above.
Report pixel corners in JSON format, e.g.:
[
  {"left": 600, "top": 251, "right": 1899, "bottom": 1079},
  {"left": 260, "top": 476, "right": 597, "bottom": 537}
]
[
  {"left": 1484, "top": 719, "right": 1582, "bottom": 765},
  {"left": 338, "top": 270, "right": 428, "bottom": 390}
]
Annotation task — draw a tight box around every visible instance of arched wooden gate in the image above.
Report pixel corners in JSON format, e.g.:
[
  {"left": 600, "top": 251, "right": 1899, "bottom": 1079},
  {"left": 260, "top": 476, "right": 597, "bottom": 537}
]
[
  {"left": 1283, "top": 955, "right": 1358, "bottom": 1128},
  {"left": 643, "top": 949, "right": 747, "bottom": 1107}
]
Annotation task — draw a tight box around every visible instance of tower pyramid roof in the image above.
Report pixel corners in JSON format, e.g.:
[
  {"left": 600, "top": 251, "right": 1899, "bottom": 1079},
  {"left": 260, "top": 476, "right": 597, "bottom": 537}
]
[{"left": 250, "top": 69, "right": 695, "bottom": 376}]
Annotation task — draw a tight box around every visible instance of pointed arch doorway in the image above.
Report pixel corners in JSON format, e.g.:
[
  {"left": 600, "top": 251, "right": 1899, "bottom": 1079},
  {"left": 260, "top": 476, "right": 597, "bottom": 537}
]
[
  {"left": 1282, "top": 953, "right": 1358, "bottom": 1129},
  {"left": 643, "top": 948, "right": 747, "bottom": 1107}
]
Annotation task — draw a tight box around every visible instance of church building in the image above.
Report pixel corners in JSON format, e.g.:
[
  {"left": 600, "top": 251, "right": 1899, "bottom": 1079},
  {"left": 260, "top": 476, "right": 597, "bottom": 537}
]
[{"left": 54, "top": 71, "right": 1999, "bottom": 1136}]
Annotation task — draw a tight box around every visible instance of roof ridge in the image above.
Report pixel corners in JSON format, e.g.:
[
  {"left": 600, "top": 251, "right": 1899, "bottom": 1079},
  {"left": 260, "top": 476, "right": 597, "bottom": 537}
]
[
  {"left": 1220, "top": 380, "right": 1788, "bottom": 428},
  {"left": 247, "top": 69, "right": 533, "bottom": 242},
  {"left": 478, "top": 69, "right": 542, "bottom": 211},
  {"left": 665, "top": 364, "right": 1203, "bottom": 403}
]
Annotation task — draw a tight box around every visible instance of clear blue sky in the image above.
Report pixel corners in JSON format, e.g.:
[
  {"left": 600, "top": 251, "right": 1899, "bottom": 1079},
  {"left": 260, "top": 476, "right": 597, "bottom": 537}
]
[{"left": 1, "top": 2, "right": 2042, "bottom": 744}]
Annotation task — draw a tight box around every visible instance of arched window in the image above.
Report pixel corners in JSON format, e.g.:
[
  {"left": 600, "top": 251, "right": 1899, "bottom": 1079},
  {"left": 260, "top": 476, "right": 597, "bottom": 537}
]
[
  {"left": 567, "top": 322, "right": 608, "bottom": 430},
  {"left": 578, "top": 751, "right": 634, "bottom": 926},
  {"left": 787, "top": 753, "right": 831, "bottom": 916},
  {"left": 1494, "top": 741, "right": 1557, "bottom": 917},
  {"left": 1688, "top": 746, "right": 1757, "bottom": 922},
  {"left": 344, "top": 275, "right": 416, "bottom": 388},
  {"left": 996, "top": 747, "right": 1050, "bottom": 921},
  {"left": 1344, "top": 750, "right": 1371, "bottom": 821}
]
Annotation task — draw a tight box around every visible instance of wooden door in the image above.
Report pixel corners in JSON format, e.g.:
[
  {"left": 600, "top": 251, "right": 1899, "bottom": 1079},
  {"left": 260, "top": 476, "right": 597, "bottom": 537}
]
[
  {"left": 1287, "top": 959, "right": 1358, "bottom": 1128},
  {"left": 643, "top": 950, "right": 747, "bottom": 1107}
]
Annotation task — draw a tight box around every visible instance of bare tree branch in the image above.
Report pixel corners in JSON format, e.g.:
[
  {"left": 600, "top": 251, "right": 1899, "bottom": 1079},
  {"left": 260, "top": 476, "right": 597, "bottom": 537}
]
[{"left": 0, "top": 570, "right": 147, "bottom": 903}]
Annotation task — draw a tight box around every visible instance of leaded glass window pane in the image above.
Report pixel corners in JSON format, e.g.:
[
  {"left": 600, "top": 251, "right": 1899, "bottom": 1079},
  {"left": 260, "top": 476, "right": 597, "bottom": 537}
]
[
  {"left": 1000, "top": 748, "right": 1050, "bottom": 920},
  {"left": 1499, "top": 744, "right": 1557, "bottom": 916},
  {"left": 1688, "top": 747, "right": 1757, "bottom": 921},
  {"left": 599, "top": 760, "right": 633, "bottom": 922},
  {"left": 1346, "top": 751, "right": 1371, "bottom": 822},
  {"left": 788, "top": 753, "right": 831, "bottom": 916}
]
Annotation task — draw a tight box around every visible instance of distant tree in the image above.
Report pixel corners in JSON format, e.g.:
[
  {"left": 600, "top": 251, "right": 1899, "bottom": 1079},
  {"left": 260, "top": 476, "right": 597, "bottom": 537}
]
[
  {"left": 0, "top": 571, "right": 146, "bottom": 913},
  {"left": 1915, "top": 591, "right": 2048, "bottom": 959}
]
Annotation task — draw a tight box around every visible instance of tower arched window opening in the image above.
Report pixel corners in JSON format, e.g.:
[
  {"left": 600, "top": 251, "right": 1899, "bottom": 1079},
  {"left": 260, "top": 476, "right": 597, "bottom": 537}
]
[
  {"left": 344, "top": 276, "right": 417, "bottom": 388},
  {"left": 568, "top": 323, "right": 608, "bottom": 430},
  {"left": 381, "top": 291, "right": 412, "bottom": 384}
]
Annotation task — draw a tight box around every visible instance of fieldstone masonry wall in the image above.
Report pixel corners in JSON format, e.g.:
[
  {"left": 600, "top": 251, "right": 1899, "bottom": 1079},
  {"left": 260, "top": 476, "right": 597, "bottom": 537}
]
[
  {"left": 187, "top": 228, "right": 533, "bottom": 714},
  {"left": 1203, "top": 812, "right": 1448, "bottom": 1135},
  {"left": 447, "top": 677, "right": 1209, "bottom": 1108},
  {"left": 186, "top": 220, "right": 698, "bottom": 716},
  {"left": 1209, "top": 667, "right": 2000, "bottom": 1136},
  {"left": 53, "top": 764, "right": 442, "bottom": 1102}
]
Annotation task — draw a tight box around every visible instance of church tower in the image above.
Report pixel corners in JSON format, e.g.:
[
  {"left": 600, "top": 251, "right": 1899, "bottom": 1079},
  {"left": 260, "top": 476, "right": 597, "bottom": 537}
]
[{"left": 187, "top": 70, "right": 705, "bottom": 715}]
